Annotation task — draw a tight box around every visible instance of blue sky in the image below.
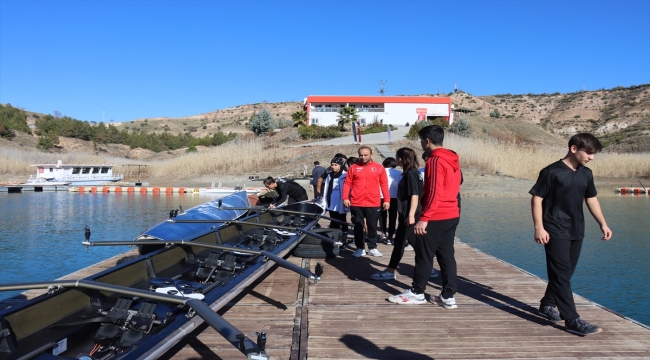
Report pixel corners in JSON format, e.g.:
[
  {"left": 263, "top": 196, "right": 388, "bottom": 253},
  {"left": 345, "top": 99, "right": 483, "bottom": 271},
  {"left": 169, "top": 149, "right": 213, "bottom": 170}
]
[{"left": 1, "top": 0, "right": 649, "bottom": 122}]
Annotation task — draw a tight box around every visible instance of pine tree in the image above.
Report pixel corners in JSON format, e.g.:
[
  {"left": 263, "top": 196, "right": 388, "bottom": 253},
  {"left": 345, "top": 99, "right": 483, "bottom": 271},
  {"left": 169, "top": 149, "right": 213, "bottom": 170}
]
[{"left": 250, "top": 107, "right": 274, "bottom": 135}]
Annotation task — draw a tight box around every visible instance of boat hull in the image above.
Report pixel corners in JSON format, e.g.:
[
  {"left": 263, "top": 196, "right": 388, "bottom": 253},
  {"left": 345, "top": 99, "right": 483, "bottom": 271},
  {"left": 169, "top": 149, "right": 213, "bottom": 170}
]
[{"left": 0, "top": 193, "right": 327, "bottom": 360}]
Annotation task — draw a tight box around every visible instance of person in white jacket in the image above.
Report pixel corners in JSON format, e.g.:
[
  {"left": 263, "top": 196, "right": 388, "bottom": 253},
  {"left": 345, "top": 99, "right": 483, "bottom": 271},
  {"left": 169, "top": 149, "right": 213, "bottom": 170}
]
[{"left": 320, "top": 157, "right": 349, "bottom": 236}]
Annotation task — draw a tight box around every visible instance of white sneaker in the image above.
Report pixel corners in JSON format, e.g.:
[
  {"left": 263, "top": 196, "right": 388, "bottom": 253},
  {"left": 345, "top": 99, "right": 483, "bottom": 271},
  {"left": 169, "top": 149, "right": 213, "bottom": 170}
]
[
  {"left": 352, "top": 249, "right": 366, "bottom": 257},
  {"left": 370, "top": 270, "right": 395, "bottom": 281},
  {"left": 430, "top": 294, "right": 457, "bottom": 309},
  {"left": 430, "top": 268, "right": 439, "bottom": 278},
  {"left": 404, "top": 244, "right": 414, "bottom": 251},
  {"left": 388, "top": 289, "right": 426, "bottom": 304},
  {"left": 368, "top": 248, "right": 383, "bottom": 257}
]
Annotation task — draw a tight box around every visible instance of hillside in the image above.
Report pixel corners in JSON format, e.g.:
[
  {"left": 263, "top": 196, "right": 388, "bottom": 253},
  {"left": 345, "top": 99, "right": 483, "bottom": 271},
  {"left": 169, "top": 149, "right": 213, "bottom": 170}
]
[
  {"left": 5, "top": 84, "right": 650, "bottom": 156},
  {"left": 109, "top": 101, "right": 303, "bottom": 138},
  {"left": 450, "top": 84, "right": 650, "bottom": 152}
]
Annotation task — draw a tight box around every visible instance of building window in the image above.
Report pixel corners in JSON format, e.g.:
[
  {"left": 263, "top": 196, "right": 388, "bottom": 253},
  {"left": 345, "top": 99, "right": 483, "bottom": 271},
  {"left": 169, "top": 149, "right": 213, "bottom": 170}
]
[
  {"left": 72, "top": 168, "right": 81, "bottom": 174},
  {"left": 360, "top": 118, "right": 366, "bottom": 125},
  {"left": 92, "top": 167, "right": 100, "bottom": 174},
  {"left": 311, "top": 118, "right": 319, "bottom": 124},
  {"left": 49, "top": 168, "right": 53, "bottom": 172},
  {"left": 101, "top": 167, "right": 110, "bottom": 174},
  {"left": 82, "top": 167, "right": 91, "bottom": 174}
]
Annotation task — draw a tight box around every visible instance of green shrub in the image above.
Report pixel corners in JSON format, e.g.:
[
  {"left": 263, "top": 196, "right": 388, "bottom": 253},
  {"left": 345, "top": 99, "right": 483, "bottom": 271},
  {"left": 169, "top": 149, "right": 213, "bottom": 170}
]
[
  {"left": 361, "top": 124, "right": 397, "bottom": 135},
  {"left": 186, "top": 145, "right": 198, "bottom": 153},
  {"left": 449, "top": 118, "right": 472, "bottom": 137},
  {"left": 298, "top": 125, "right": 343, "bottom": 139},
  {"left": 489, "top": 109, "right": 501, "bottom": 118}
]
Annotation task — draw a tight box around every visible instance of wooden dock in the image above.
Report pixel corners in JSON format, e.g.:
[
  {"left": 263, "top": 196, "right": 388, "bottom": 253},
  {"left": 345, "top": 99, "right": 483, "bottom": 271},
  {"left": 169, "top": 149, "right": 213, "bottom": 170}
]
[{"left": 4, "top": 236, "right": 649, "bottom": 359}]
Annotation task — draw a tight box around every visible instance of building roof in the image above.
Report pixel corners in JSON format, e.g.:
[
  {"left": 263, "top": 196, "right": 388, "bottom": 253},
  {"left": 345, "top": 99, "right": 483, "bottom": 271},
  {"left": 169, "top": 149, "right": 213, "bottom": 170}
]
[{"left": 305, "top": 95, "right": 451, "bottom": 105}]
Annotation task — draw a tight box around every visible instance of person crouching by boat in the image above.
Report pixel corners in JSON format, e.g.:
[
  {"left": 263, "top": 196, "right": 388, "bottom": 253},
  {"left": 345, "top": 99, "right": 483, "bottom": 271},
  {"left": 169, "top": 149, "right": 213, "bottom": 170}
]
[
  {"left": 321, "top": 157, "right": 350, "bottom": 236},
  {"left": 371, "top": 148, "right": 422, "bottom": 281},
  {"left": 263, "top": 177, "right": 308, "bottom": 208}
]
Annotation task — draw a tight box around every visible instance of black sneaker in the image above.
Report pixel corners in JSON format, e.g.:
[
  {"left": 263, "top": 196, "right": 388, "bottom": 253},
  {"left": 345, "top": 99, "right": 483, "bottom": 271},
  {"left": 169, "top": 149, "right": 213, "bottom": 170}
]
[
  {"left": 538, "top": 305, "right": 561, "bottom": 321},
  {"left": 565, "top": 318, "right": 602, "bottom": 336}
]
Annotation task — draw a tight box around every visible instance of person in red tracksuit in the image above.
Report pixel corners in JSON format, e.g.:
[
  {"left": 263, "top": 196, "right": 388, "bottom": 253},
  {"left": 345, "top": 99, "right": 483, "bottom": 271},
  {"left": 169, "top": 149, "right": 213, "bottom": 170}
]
[
  {"left": 342, "top": 146, "right": 390, "bottom": 258},
  {"left": 388, "top": 125, "right": 462, "bottom": 306}
]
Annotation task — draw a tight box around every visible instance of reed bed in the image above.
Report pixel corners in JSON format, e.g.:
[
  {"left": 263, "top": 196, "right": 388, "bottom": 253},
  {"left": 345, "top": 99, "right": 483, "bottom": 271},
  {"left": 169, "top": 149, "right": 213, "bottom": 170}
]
[
  {"left": 407, "top": 133, "right": 650, "bottom": 180},
  {"left": 2, "top": 135, "right": 648, "bottom": 182},
  {"left": 148, "top": 138, "right": 300, "bottom": 178}
]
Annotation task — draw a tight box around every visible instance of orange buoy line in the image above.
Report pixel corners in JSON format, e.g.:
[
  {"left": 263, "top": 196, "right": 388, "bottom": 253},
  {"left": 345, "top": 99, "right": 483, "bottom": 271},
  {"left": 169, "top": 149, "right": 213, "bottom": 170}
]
[{"left": 614, "top": 188, "right": 649, "bottom": 195}]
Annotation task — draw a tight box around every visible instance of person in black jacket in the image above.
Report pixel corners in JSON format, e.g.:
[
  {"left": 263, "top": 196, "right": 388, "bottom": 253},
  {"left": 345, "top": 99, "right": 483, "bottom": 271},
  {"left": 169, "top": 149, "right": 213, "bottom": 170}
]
[{"left": 263, "top": 176, "right": 308, "bottom": 208}]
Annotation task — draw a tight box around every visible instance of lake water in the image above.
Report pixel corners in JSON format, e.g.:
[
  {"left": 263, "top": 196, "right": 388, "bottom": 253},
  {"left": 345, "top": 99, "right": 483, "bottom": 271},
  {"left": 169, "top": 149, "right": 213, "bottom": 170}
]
[
  {"left": 0, "top": 191, "right": 224, "bottom": 301},
  {"left": 0, "top": 191, "right": 648, "bottom": 327}
]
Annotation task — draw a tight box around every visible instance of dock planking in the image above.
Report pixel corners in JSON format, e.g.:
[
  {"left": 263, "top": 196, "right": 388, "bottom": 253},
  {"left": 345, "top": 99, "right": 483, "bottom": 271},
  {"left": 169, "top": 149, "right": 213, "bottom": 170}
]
[{"left": 3, "top": 224, "right": 649, "bottom": 359}]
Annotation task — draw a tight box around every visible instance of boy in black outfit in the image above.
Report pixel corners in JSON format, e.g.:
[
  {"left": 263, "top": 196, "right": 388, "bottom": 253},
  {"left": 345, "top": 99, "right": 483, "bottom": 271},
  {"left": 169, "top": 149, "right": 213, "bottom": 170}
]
[{"left": 529, "top": 133, "right": 612, "bottom": 336}]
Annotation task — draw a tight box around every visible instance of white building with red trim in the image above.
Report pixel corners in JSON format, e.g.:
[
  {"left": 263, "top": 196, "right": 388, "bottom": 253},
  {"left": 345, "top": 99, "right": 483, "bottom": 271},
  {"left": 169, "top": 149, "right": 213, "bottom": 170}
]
[{"left": 303, "top": 95, "right": 453, "bottom": 127}]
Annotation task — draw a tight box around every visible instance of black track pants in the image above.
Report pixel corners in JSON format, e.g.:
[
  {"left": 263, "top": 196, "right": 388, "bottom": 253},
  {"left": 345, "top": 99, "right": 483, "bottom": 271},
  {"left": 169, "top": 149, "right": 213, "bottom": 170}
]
[
  {"left": 540, "top": 238, "right": 583, "bottom": 321},
  {"left": 350, "top": 206, "right": 381, "bottom": 250},
  {"left": 412, "top": 218, "right": 459, "bottom": 296}
]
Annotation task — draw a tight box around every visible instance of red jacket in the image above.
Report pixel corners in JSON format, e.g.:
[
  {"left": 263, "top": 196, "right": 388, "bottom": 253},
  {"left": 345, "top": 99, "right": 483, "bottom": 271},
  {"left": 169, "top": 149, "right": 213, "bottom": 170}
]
[
  {"left": 420, "top": 148, "right": 462, "bottom": 221},
  {"left": 342, "top": 160, "right": 389, "bottom": 207}
]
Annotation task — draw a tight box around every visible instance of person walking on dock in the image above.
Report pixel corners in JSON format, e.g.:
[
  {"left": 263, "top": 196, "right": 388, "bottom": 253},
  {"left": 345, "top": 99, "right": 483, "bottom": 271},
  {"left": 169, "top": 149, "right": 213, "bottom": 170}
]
[
  {"left": 371, "top": 148, "right": 422, "bottom": 281},
  {"left": 530, "top": 132, "right": 612, "bottom": 336},
  {"left": 388, "top": 125, "right": 462, "bottom": 306},
  {"left": 343, "top": 146, "right": 390, "bottom": 257},
  {"left": 310, "top": 161, "right": 326, "bottom": 199},
  {"left": 263, "top": 177, "right": 308, "bottom": 208}
]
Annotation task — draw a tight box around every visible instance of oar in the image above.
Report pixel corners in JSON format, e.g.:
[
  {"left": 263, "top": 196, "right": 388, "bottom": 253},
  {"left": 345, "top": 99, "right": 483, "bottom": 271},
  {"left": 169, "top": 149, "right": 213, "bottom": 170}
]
[
  {"left": 216, "top": 199, "right": 354, "bottom": 227},
  {"left": 639, "top": 179, "right": 647, "bottom": 192},
  {"left": 0, "top": 279, "right": 263, "bottom": 357},
  {"left": 82, "top": 240, "right": 321, "bottom": 282},
  {"left": 168, "top": 219, "right": 343, "bottom": 246}
]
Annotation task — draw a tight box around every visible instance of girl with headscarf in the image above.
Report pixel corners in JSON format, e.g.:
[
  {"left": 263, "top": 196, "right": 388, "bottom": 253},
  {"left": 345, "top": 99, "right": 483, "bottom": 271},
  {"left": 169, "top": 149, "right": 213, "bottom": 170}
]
[{"left": 320, "top": 157, "right": 349, "bottom": 235}]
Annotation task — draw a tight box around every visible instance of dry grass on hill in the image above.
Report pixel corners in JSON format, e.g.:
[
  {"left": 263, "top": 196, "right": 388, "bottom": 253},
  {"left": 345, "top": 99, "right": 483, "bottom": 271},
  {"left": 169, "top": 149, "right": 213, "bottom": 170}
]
[{"left": 396, "top": 133, "right": 650, "bottom": 180}]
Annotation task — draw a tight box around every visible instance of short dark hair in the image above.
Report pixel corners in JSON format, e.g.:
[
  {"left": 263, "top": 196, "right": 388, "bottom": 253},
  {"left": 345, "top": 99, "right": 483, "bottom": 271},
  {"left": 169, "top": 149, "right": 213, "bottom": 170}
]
[
  {"left": 314, "top": 161, "right": 320, "bottom": 165},
  {"left": 263, "top": 176, "right": 276, "bottom": 186},
  {"left": 422, "top": 150, "right": 432, "bottom": 161},
  {"left": 568, "top": 133, "right": 602, "bottom": 153},
  {"left": 396, "top": 148, "right": 419, "bottom": 172},
  {"left": 382, "top": 157, "right": 397, "bottom": 168},
  {"left": 419, "top": 125, "right": 445, "bottom": 146},
  {"left": 358, "top": 146, "right": 372, "bottom": 154},
  {"left": 346, "top": 157, "right": 358, "bottom": 167},
  {"left": 334, "top": 153, "right": 348, "bottom": 159}
]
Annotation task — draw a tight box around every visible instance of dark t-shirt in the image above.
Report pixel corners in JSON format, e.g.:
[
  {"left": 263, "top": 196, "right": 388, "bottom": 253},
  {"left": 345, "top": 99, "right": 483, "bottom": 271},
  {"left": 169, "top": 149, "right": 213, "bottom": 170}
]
[
  {"left": 529, "top": 160, "right": 598, "bottom": 240},
  {"left": 397, "top": 168, "right": 423, "bottom": 220},
  {"left": 275, "top": 178, "right": 308, "bottom": 205}
]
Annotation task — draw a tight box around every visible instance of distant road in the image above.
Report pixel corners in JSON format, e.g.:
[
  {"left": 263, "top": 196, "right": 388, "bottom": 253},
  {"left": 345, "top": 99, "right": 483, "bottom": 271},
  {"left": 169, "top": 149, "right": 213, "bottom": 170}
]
[{"left": 293, "top": 126, "right": 411, "bottom": 147}]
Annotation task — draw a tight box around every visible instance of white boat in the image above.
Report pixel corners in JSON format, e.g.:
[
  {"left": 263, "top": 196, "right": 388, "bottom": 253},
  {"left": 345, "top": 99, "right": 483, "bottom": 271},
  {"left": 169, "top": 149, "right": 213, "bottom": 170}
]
[
  {"left": 21, "top": 177, "right": 71, "bottom": 186},
  {"left": 29, "top": 160, "right": 124, "bottom": 186}
]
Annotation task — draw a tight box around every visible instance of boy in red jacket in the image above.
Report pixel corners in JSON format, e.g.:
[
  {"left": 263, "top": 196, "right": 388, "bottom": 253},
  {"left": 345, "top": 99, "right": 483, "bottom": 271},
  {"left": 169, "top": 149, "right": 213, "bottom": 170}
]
[
  {"left": 388, "top": 125, "right": 462, "bottom": 306},
  {"left": 343, "top": 146, "right": 390, "bottom": 257}
]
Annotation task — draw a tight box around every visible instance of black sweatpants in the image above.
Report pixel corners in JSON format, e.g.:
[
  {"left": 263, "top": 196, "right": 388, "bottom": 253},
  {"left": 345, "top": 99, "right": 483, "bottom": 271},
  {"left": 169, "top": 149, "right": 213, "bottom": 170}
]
[
  {"left": 540, "top": 238, "right": 583, "bottom": 321},
  {"left": 350, "top": 206, "right": 381, "bottom": 250},
  {"left": 387, "top": 215, "right": 416, "bottom": 269},
  {"left": 380, "top": 198, "right": 398, "bottom": 239},
  {"left": 328, "top": 210, "right": 349, "bottom": 235},
  {"left": 412, "top": 218, "right": 459, "bottom": 296}
]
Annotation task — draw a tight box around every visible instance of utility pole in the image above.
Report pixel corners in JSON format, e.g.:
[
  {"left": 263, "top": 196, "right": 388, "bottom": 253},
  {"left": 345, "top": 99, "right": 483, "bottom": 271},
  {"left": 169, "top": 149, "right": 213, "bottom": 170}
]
[
  {"left": 378, "top": 80, "right": 387, "bottom": 96},
  {"left": 437, "top": 86, "right": 441, "bottom": 95}
]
